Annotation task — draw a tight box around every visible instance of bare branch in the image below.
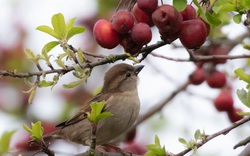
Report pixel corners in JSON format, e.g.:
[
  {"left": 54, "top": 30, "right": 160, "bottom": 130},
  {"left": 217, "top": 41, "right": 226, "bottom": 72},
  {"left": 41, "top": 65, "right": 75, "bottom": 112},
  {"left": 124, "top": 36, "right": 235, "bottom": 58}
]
[
  {"left": 0, "top": 41, "right": 167, "bottom": 79},
  {"left": 175, "top": 116, "right": 250, "bottom": 156},
  {"left": 151, "top": 52, "right": 250, "bottom": 62},
  {"left": 133, "top": 80, "right": 190, "bottom": 128}
]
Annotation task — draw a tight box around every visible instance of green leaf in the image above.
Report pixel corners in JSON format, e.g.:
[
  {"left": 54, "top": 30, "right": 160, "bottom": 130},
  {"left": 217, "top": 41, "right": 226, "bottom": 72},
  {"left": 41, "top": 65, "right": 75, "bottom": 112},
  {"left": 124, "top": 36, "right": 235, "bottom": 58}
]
[
  {"left": 23, "top": 124, "right": 32, "bottom": 134},
  {"left": 32, "top": 121, "right": 44, "bottom": 140},
  {"left": 247, "top": 88, "right": 250, "bottom": 108},
  {"left": 73, "top": 64, "right": 84, "bottom": 73},
  {"left": 96, "top": 112, "right": 113, "bottom": 121},
  {"left": 63, "top": 80, "right": 84, "bottom": 88},
  {"left": 193, "top": 0, "right": 202, "bottom": 10},
  {"left": 28, "top": 86, "right": 36, "bottom": 104},
  {"left": 146, "top": 135, "right": 166, "bottom": 156},
  {"left": 205, "top": 12, "right": 221, "bottom": 26},
  {"left": 0, "top": 130, "right": 16, "bottom": 153},
  {"left": 173, "top": 0, "right": 187, "bottom": 11},
  {"left": 179, "top": 138, "right": 187, "bottom": 144},
  {"left": 42, "top": 41, "right": 60, "bottom": 55},
  {"left": 66, "top": 17, "right": 76, "bottom": 32},
  {"left": 236, "top": 89, "right": 249, "bottom": 107},
  {"left": 66, "top": 27, "right": 85, "bottom": 40},
  {"left": 155, "top": 135, "right": 161, "bottom": 146},
  {"left": 243, "top": 0, "right": 250, "bottom": 8},
  {"left": 36, "top": 25, "right": 58, "bottom": 38},
  {"left": 233, "top": 14, "right": 242, "bottom": 24},
  {"left": 242, "top": 43, "right": 250, "bottom": 50},
  {"left": 52, "top": 13, "right": 66, "bottom": 39},
  {"left": 88, "top": 101, "right": 108, "bottom": 122},
  {"left": 234, "top": 68, "right": 250, "bottom": 83},
  {"left": 213, "top": 3, "right": 236, "bottom": 13},
  {"left": 194, "top": 129, "right": 201, "bottom": 140},
  {"left": 25, "top": 49, "right": 35, "bottom": 60},
  {"left": 146, "top": 144, "right": 158, "bottom": 150},
  {"left": 145, "top": 151, "right": 156, "bottom": 156},
  {"left": 50, "top": 74, "right": 59, "bottom": 89},
  {"left": 56, "top": 53, "right": 67, "bottom": 69},
  {"left": 237, "top": 111, "right": 250, "bottom": 116},
  {"left": 77, "top": 48, "right": 86, "bottom": 64},
  {"left": 38, "top": 80, "right": 54, "bottom": 88}
]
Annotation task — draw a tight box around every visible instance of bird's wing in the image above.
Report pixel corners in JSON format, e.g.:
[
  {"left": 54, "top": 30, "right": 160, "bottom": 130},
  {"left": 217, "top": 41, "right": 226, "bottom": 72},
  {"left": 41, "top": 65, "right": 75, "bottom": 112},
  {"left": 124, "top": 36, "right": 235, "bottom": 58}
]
[{"left": 56, "top": 93, "right": 110, "bottom": 128}]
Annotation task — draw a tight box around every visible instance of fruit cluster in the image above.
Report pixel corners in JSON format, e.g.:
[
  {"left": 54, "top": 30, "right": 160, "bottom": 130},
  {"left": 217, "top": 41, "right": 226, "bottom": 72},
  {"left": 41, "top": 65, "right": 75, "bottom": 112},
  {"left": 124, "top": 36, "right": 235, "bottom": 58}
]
[
  {"left": 93, "top": 1, "right": 210, "bottom": 54},
  {"left": 188, "top": 44, "right": 243, "bottom": 123}
]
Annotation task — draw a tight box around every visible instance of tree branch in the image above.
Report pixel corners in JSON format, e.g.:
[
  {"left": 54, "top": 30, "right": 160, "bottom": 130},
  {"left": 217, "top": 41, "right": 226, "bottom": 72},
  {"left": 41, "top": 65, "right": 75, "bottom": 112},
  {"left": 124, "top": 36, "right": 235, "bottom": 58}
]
[
  {"left": 133, "top": 80, "right": 190, "bottom": 128},
  {"left": 175, "top": 116, "right": 250, "bottom": 156},
  {"left": 150, "top": 52, "right": 250, "bottom": 62},
  {"left": 0, "top": 41, "right": 167, "bottom": 79}
]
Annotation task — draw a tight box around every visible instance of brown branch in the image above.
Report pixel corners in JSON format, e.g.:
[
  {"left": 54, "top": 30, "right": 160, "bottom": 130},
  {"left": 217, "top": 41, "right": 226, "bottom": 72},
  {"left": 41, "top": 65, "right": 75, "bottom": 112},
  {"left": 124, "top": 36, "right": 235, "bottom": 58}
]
[
  {"left": 150, "top": 52, "right": 250, "bottom": 62},
  {"left": 234, "top": 136, "right": 250, "bottom": 149},
  {"left": 139, "top": 41, "right": 168, "bottom": 62},
  {"left": 0, "top": 69, "right": 70, "bottom": 78},
  {"left": 0, "top": 41, "right": 166, "bottom": 79},
  {"left": 175, "top": 116, "right": 250, "bottom": 156},
  {"left": 133, "top": 80, "right": 190, "bottom": 128},
  {"left": 207, "top": 0, "right": 219, "bottom": 13}
]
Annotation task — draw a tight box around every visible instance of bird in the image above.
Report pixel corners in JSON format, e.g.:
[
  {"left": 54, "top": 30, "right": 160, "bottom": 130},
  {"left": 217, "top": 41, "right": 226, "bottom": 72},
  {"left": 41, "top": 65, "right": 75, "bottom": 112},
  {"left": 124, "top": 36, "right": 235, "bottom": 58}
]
[{"left": 43, "top": 63, "right": 144, "bottom": 146}]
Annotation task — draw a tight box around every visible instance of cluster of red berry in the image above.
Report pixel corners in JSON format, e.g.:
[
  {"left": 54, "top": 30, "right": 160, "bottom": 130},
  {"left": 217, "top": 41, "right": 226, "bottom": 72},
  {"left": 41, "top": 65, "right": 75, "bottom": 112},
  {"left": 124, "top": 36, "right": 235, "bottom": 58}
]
[
  {"left": 189, "top": 45, "right": 243, "bottom": 123},
  {"left": 93, "top": 0, "right": 210, "bottom": 54}
]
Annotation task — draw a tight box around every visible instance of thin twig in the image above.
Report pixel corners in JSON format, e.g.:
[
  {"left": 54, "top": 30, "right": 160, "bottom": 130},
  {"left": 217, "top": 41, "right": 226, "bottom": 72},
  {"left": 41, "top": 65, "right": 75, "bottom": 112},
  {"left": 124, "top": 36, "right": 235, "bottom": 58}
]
[
  {"left": 175, "top": 116, "right": 250, "bottom": 156},
  {"left": 89, "top": 122, "right": 98, "bottom": 156},
  {"left": 234, "top": 136, "right": 250, "bottom": 149},
  {"left": 0, "top": 41, "right": 167, "bottom": 79},
  {"left": 133, "top": 80, "right": 190, "bottom": 128},
  {"left": 150, "top": 52, "right": 250, "bottom": 62}
]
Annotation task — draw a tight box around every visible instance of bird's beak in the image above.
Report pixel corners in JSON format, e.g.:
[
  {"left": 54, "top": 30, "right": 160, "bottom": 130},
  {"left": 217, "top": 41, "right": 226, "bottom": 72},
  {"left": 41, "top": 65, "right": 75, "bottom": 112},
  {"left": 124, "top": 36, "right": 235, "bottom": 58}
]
[{"left": 134, "top": 65, "right": 144, "bottom": 75}]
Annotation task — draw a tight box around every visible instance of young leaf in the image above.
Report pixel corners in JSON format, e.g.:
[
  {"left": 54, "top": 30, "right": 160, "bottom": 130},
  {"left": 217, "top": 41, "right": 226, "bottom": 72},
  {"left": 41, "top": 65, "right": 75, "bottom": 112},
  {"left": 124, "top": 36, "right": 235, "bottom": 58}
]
[
  {"left": 145, "top": 151, "right": 156, "bottom": 156},
  {"left": 95, "top": 112, "right": 113, "bottom": 122},
  {"left": 179, "top": 138, "right": 187, "bottom": 144},
  {"left": 66, "top": 26, "right": 85, "bottom": 40},
  {"left": 236, "top": 89, "right": 249, "bottom": 107},
  {"left": 66, "top": 17, "right": 76, "bottom": 32},
  {"left": 25, "top": 49, "right": 35, "bottom": 60},
  {"left": 194, "top": 129, "right": 201, "bottom": 140},
  {"left": 242, "top": 43, "right": 250, "bottom": 50},
  {"left": 88, "top": 101, "right": 111, "bottom": 122},
  {"left": 213, "top": 3, "right": 236, "bottom": 14},
  {"left": 56, "top": 53, "right": 67, "bottom": 69},
  {"left": 63, "top": 80, "right": 85, "bottom": 89},
  {"left": 77, "top": 48, "right": 86, "bottom": 64},
  {"left": 52, "top": 13, "right": 66, "bottom": 39},
  {"left": 36, "top": 25, "right": 58, "bottom": 38},
  {"left": 205, "top": 12, "right": 221, "bottom": 26},
  {"left": 173, "top": 0, "right": 187, "bottom": 11},
  {"left": 233, "top": 14, "right": 242, "bottom": 24},
  {"left": 0, "top": 130, "right": 16, "bottom": 153},
  {"left": 28, "top": 86, "right": 37, "bottom": 104},
  {"left": 42, "top": 41, "right": 60, "bottom": 55},
  {"left": 146, "top": 135, "right": 167, "bottom": 156},
  {"left": 23, "top": 124, "right": 33, "bottom": 134},
  {"left": 247, "top": 88, "right": 250, "bottom": 108},
  {"left": 192, "top": 0, "right": 202, "bottom": 10},
  {"left": 146, "top": 144, "right": 158, "bottom": 150},
  {"left": 237, "top": 111, "right": 250, "bottom": 116},
  {"left": 32, "top": 121, "right": 44, "bottom": 140},
  {"left": 155, "top": 135, "right": 161, "bottom": 146},
  {"left": 234, "top": 68, "right": 250, "bottom": 83},
  {"left": 38, "top": 80, "right": 54, "bottom": 88},
  {"left": 243, "top": 0, "right": 250, "bottom": 8}
]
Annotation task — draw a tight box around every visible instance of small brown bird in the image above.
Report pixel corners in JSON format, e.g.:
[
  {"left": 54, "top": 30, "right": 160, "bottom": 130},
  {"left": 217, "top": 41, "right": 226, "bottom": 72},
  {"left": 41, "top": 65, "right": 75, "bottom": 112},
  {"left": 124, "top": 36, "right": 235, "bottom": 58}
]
[{"left": 44, "top": 63, "right": 144, "bottom": 146}]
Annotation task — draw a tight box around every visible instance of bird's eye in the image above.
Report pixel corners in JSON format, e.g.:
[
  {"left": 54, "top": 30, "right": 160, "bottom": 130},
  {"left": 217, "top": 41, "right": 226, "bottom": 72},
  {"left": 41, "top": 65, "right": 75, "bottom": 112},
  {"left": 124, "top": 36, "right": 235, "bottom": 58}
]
[{"left": 126, "top": 72, "right": 131, "bottom": 77}]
